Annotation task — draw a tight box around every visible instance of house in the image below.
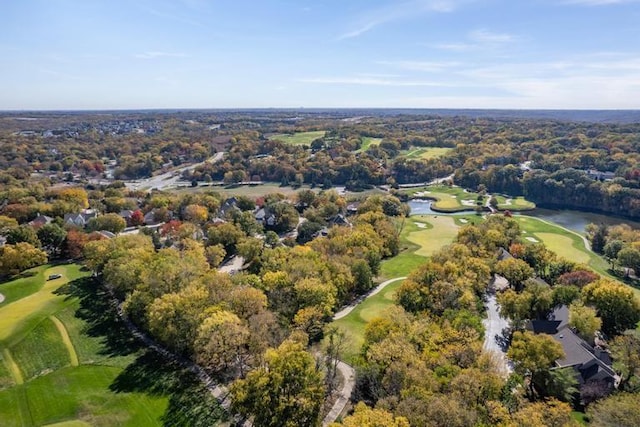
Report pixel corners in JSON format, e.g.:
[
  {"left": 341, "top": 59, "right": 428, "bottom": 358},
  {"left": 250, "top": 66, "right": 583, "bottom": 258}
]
[
  {"left": 220, "top": 197, "right": 239, "bottom": 216},
  {"left": 63, "top": 210, "right": 97, "bottom": 228},
  {"left": 529, "top": 305, "right": 618, "bottom": 389},
  {"left": 119, "top": 210, "right": 134, "bottom": 222},
  {"left": 346, "top": 203, "right": 360, "bottom": 216},
  {"left": 143, "top": 209, "right": 172, "bottom": 226},
  {"left": 329, "top": 214, "right": 351, "bottom": 227},
  {"left": 585, "top": 169, "right": 616, "bottom": 181},
  {"left": 29, "top": 214, "right": 53, "bottom": 228},
  {"left": 254, "top": 207, "right": 276, "bottom": 227}
]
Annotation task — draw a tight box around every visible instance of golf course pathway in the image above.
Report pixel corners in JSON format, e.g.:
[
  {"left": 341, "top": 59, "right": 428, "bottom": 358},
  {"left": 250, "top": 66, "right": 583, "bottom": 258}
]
[
  {"left": 323, "top": 276, "right": 407, "bottom": 425},
  {"left": 322, "top": 360, "right": 355, "bottom": 427},
  {"left": 50, "top": 315, "right": 79, "bottom": 367},
  {"left": 333, "top": 277, "right": 407, "bottom": 320}
]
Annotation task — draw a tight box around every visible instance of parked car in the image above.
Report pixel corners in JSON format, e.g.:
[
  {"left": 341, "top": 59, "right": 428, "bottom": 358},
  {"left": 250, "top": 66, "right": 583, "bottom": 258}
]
[{"left": 48, "top": 274, "right": 62, "bottom": 280}]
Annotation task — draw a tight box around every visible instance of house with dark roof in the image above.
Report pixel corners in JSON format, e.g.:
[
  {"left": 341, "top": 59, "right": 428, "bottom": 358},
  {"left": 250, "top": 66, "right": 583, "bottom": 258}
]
[
  {"left": 29, "top": 214, "right": 53, "bottom": 228},
  {"left": 529, "top": 305, "right": 618, "bottom": 389}
]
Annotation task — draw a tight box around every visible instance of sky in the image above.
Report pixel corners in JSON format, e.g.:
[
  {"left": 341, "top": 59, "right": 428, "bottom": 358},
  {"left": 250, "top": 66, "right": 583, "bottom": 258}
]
[{"left": 1, "top": 0, "right": 640, "bottom": 110}]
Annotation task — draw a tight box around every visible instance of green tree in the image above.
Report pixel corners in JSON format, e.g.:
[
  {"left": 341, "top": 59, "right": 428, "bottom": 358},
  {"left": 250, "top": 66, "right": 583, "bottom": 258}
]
[
  {"left": 495, "top": 258, "right": 534, "bottom": 291},
  {"left": 582, "top": 279, "right": 640, "bottom": 335},
  {"left": 587, "top": 393, "right": 640, "bottom": 427},
  {"left": 6, "top": 225, "right": 40, "bottom": 247},
  {"left": 87, "top": 213, "right": 126, "bottom": 233},
  {"left": 507, "top": 331, "right": 564, "bottom": 397},
  {"left": 610, "top": 330, "right": 640, "bottom": 391},
  {"left": 0, "top": 242, "right": 47, "bottom": 276},
  {"left": 617, "top": 247, "right": 640, "bottom": 277},
  {"left": 230, "top": 338, "right": 325, "bottom": 427},
  {"left": 603, "top": 239, "right": 624, "bottom": 269},
  {"left": 568, "top": 302, "right": 602, "bottom": 342},
  {"left": 545, "top": 367, "right": 579, "bottom": 402},
  {"left": 37, "top": 223, "right": 67, "bottom": 256}
]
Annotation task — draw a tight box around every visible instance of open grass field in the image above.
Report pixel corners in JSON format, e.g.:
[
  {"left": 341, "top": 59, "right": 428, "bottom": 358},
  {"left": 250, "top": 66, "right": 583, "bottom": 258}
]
[
  {"left": 176, "top": 182, "right": 388, "bottom": 201},
  {"left": 269, "top": 130, "right": 326, "bottom": 145},
  {"left": 401, "top": 147, "right": 452, "bottom": 160},
  {"left": 0, "top": 263, "right": 229, "bottom": 426},
  {"left": 357, "top": 137, "right": 382, "bottom": 152}
]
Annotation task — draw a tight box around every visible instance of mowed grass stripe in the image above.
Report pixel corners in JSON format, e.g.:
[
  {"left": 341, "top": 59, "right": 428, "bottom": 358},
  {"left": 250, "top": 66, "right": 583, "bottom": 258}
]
[
  {"left": 50, "top": 316, "right": 79, "bottom": 367},
  {"left": 11, "top": 318, "right": 71, "bottom": 381},
  {"left": 2, "top": 347, "right": 23, "bottom": 385}
]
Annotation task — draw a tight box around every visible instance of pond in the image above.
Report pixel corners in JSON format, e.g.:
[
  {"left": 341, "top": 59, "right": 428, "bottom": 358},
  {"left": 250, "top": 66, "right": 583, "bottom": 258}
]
[
  {"left": 526, "top": 208, "right": 640, "bottom": 235},
  {"left": 407, "top": 201, "right": 640, "bottom": 235}
]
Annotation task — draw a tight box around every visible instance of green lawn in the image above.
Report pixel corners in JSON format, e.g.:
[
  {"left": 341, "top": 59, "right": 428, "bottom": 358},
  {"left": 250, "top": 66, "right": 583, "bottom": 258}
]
[
  {"left": 495, "top": 196, "right": 536, "bottom": 211},
  {"left": 357, "top": 137, "right": 382, "bottom": 152},
  {"left": 0, "top": 265, "right": 50, "bottom": 306},
  {"left": 534, "top": 233, "right": 591, "bottom": 264},
  {"left": 332, "top": 280, "right": 405, "bottom": 363},
  {"left": 0, "top": 265, "right": 84, "bottom": 345},
  {"left": 0, "top": 264, "right": 226, "bottom": 426},
  {"left": 270, "top": 130, "right": 326, "bottom": 145},
  {"left": 401, "top": 147, "right": 452, "bottom": 160},
  {"left": 11, "top": 318, "right": 71, "bottom": 381},
  {"left": 407, "top": 216, "right": 460, "bottom": 257},
  {"left": 0, "top": 365, "right": 167, "bottom": 427}
]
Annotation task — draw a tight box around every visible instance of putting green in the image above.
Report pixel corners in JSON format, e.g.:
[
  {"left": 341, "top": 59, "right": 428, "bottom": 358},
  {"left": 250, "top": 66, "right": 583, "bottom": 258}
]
[
  {"left": 534, "top": 232, "right": 591, "bottom": 264},
  {"left": 407, "top": 216, "right": 459, "bottom": 257}
]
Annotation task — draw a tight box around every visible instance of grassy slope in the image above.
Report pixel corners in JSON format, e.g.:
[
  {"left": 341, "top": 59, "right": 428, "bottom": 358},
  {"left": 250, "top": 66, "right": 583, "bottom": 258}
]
[
  {"left": 11, "top": 318, "right": 71, "bottom": 381},
  {"left": 0, "top": 265, "right": 171, "bottom": 427},
  {"left": 270, "top": 130, "right": 326, "bottom": 145}
]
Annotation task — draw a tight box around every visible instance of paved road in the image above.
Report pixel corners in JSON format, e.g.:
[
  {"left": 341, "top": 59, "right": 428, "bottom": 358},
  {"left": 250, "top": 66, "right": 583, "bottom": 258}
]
[
  {"left": 125, "top": 152, "right": 224, "bottom": 191},
  {"left": 218, "top": 256, "right": 245, "bottom": 274},
  {"left": 483, "top": 276, "right": 513, "bottom": 376},
  {"left": 323, "top": 276, "right": 406, "bottom": 424},
  {"left": 322, "top": 360, "right": 356, "bottom": 427}
]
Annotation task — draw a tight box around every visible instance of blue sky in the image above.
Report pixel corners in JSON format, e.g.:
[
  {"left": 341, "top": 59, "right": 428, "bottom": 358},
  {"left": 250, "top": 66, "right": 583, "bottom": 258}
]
[{"left": 1, "top": 0, "right": 640, "bottom": 110}]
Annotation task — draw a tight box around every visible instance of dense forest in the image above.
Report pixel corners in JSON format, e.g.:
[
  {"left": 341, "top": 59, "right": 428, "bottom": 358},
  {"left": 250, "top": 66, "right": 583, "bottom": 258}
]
[{"left": 1, "top": 111, "right": 638, "bottom": 219}]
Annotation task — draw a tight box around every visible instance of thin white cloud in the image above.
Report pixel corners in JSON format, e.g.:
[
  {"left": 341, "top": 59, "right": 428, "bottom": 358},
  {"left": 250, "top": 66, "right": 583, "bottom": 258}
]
[
  {"left": 337, "top": 0, "right": 465, "bottom": 40},
  {"left": 134, "top": 51, "right": 188, "bottom": 59},
  {"left": 564, "top": 0, "right": 640, "bottom": 5},
  {"left": 377, "top": 60, "right": 461, "bottom": 72},
  {"left": 469, "top": 29, "right": 516, "bottom": 43},
  {"left": 298, "top": 77, "right": 454, "bottom": 87}
]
